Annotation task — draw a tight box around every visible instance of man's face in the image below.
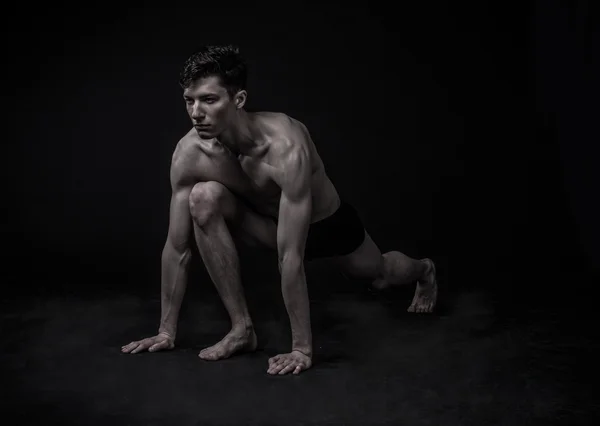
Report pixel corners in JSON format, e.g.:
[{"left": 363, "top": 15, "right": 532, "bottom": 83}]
[{"left": 183, "top": 75, "right": 237, "bottom": 139}]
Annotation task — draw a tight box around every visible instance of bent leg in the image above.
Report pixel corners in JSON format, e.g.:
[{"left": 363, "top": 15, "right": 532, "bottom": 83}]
[
  {"left": 334, "top": 230, "right": 438, "bottom": 313},
  {"left": 189, "top": 181, "right": 277, "bottom": 360}
]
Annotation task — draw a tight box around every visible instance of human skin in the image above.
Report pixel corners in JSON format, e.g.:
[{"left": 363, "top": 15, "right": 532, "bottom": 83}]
[{"left": 121, "top": 76, "right": 437, "bottom": 375}]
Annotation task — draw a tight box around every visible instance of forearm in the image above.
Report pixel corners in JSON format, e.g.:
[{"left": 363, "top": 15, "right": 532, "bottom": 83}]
[
  {"left": 280, "top": 260, "right": 312, "bottom": 356},
  {"left": 158, "top": 244, "right": 191, "bottom": 338}
]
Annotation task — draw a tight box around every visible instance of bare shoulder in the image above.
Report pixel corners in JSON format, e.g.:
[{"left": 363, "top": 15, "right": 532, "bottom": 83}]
[
  {"left": 170, "top": 129, "right": 203, "bottom": 189},
  {"left": 172, "top": 128, "right": 198, "bottom": 160},
  {"left": 261, "top": 112, "right": 308, "bottom": 137},
  {"left": 257, "top": 112, "right": 310, "bottom": 157}
]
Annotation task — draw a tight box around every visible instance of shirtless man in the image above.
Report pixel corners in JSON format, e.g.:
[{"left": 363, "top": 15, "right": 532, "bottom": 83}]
[{"left": 121, "top": 45, "right": 437, "bottom": 375}]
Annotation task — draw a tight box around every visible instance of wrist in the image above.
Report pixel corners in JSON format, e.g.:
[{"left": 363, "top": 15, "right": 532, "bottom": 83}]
[
  {"left": 158, "top": 328, "right": 176, "bottom": 339},
  {"left": 292, "top": 345, "right": 312, "bottom": 358}
]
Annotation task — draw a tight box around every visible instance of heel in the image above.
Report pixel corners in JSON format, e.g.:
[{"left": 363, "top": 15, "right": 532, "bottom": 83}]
[{"left": 420, "top": 258, "right": 436, "bottom": 285}]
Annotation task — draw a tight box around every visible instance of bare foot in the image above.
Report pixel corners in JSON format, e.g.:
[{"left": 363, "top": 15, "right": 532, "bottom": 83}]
[
  {"left": 198, "top": 326, "right": 258, "bottom": 361},
  {"left": 407, "top": 258, "right": 438, "bottom": 313}
]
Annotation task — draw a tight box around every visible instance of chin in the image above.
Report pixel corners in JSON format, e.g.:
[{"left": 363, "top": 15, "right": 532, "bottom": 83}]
[{"left": 196, "top": 129, "right": 214, "bottom": 139}]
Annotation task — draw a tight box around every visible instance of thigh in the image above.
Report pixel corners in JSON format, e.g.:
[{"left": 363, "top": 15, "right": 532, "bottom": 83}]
[
  {"left": 231, "top": 199, "right": 278, "bottom": 250},
  {"left": 209, "top": 182, "right": 278, "bottom": 250},
  {"left": 332, "top": 231, "right": 383, "bottom": 279}
]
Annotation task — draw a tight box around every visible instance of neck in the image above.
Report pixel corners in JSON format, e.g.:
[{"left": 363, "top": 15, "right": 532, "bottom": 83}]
[{"left": 217, "top": 110, "right": 260, "bottom": 156}]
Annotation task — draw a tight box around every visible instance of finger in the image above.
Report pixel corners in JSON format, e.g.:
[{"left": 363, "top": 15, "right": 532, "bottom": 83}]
[
  {"left": 122, "top": 342, "right": 139, "bottom": 353},
  {"left": 123, "top": 343, "right": 138, "bottom": 354},
  {"left": 268, "top": 362, "right": 286, "bottom": 375},
  {"left": 148, "top": 341, "right": 167, "bottom": 352},
  {"left": 268, "top": 358, "right": 284, "bottom": 372},
  {"left": 267, "top": 360, "right": 282, "bottom": 374},
  {"left": 121, "top": 342, "right": 138, "bottom": 352},
  {"left": 278, "top": 363, "right": 298, "bottom": 375},
  {"left": 292, "top": 365, "right": 303, "bottom": 375},
  {"left": 276, "top": 361, "right": 294, "bottom": 375},
  {"left": 131, "top": 341, "right": 151, "bottom": 354},
  {"left": 269, "top": 355, "right": 284, "bottom": 365}
]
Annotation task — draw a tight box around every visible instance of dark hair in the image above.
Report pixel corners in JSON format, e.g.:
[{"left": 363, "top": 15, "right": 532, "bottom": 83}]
[{"left": 179, "top": 44, "right": 247, "bottom": 97}]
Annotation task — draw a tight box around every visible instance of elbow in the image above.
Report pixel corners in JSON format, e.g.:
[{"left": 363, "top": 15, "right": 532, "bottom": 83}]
[{"left": 278, "top": 252, "right": 304, "bottom": 273}]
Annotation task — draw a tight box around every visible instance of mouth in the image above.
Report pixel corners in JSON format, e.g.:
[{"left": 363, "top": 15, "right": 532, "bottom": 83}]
[{"left": 194, "top": 124, "right": 210, "bottom": 129}]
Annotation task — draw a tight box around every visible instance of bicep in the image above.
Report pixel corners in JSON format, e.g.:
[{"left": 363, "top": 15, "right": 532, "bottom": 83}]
[
  {"left": 276, "top": 192, "right": 312, "bottom": 257},
  {"left": 276, "top": 146, "right": 313, "bottom": 260}
]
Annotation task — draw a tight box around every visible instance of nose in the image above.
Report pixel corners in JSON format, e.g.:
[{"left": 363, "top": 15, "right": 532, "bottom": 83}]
[{"left": 191, "top": 104, "right": 206, "bottom": 121}]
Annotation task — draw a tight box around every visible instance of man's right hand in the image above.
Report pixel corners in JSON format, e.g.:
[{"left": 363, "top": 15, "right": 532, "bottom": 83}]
[{"left": 121, "top": 332, "right": 175, "bottom": 354}]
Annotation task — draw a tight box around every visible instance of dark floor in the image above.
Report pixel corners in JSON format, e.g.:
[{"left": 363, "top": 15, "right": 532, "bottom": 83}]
[{"left": 2, "top": 266, "right": 599, "bottom": 426}]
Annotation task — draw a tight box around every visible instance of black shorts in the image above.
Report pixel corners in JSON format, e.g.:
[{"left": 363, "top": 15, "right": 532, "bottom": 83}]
[{"left": 303, "top": 200, "right": 365, "bottom": 261}]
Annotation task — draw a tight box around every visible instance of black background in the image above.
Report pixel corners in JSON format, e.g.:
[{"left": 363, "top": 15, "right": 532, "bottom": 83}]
[
  {"left": 4, "top": 0, "right": 598, "bottom": 311},
  {"left": 3, "top": 1, "right": 599, "bottom": 425}
]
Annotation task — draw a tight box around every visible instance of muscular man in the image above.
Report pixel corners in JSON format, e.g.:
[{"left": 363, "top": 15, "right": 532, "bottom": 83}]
[{"left": 121, "top": 45, "right": 437, "bottom": 375}]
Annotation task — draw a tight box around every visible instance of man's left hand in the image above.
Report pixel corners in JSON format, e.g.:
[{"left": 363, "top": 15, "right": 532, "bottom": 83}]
[{"left": 267, "top": 350, "right": 312, "bottom": 375}]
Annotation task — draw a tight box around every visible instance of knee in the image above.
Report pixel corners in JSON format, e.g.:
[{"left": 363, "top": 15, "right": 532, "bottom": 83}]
[{"left": 189, "top": 181, "right": 229, "bottom": 224}]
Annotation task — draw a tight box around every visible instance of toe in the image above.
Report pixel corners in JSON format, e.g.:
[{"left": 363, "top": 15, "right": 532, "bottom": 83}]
[{"left": 210, "top": 348, "right": 224, "bottom": 360}]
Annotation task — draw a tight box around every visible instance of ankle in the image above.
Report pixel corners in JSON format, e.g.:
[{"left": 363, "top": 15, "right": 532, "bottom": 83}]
[
  {"left": 419, "top": 258, "right": 434, "bottom": 282},
  {"left": 232, "top": 319, "right": 254, "bottom": 334}
]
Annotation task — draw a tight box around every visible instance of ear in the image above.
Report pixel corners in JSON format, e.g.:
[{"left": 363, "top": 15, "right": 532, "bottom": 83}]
[{"left": 234, "top": 90, "right": 247, "bottom": 109}]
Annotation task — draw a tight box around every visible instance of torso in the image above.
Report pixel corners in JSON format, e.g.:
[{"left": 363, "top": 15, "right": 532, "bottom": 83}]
[{"left": 173, "top": 112, "right": 340, "bottom": 223}]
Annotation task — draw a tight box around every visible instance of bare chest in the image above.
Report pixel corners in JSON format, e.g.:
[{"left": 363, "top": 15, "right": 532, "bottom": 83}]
[{"left": 239, "top": 156, "right": 281, "bottom": 199}]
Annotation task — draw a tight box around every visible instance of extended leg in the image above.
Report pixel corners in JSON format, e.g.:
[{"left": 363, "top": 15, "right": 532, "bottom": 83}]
[
  {"left": 189, "top": 181, "right": 277, "bottom": 360},
  {"left": 334, "top": 230, "right": 438, "bottom": 313}
]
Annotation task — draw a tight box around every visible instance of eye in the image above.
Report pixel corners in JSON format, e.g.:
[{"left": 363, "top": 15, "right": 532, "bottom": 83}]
[
  {"left": 204, "top": 98, "right": 217, "bottom": 104},
  {"left": 184, "top": 98, "right": 193, "bottom": 105}
]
